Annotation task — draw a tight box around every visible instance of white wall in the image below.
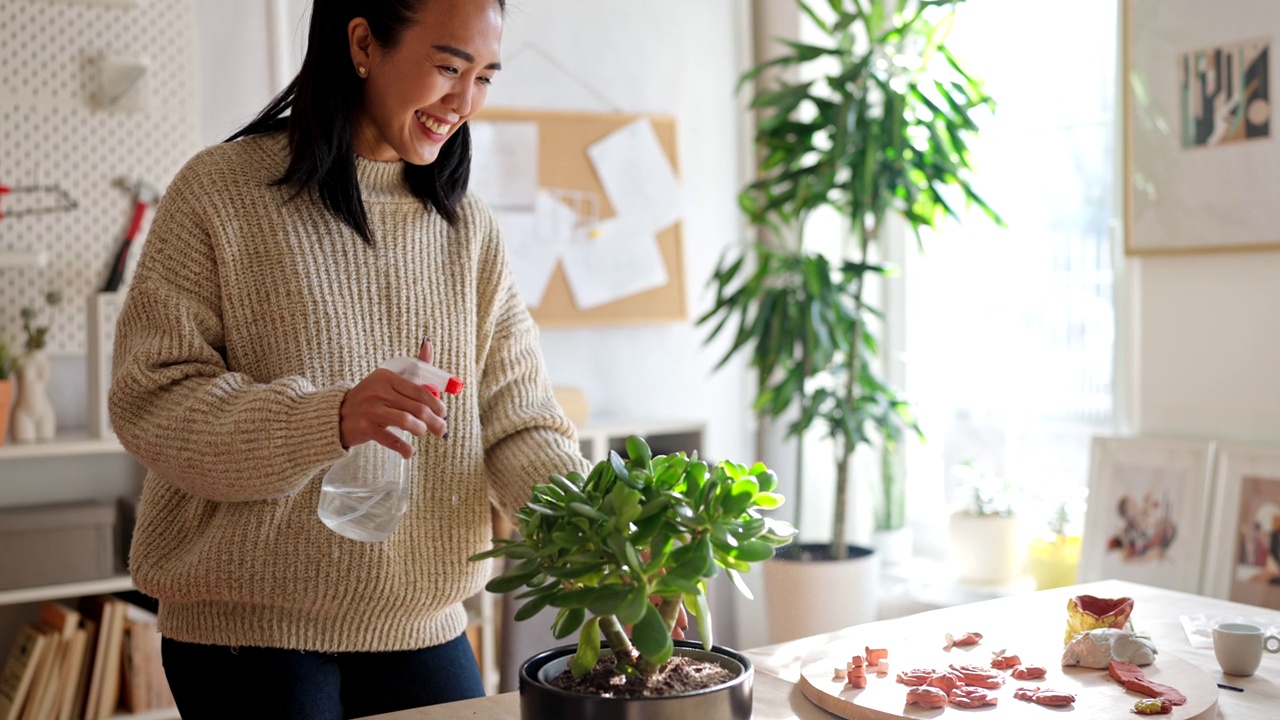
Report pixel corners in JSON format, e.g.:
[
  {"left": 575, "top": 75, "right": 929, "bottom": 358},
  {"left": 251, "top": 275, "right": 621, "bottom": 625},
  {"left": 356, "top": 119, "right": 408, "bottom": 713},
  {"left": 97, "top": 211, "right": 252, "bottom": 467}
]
[{"left": 1130, "top": 254, "right": 1280, "bottom": 439}]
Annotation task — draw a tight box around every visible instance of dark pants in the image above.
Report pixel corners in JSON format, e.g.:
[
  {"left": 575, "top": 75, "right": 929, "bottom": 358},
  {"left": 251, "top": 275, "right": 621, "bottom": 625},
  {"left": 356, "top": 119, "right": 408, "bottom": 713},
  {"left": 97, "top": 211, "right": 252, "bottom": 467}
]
[{"left": 161, "top": 632, "right": 485, "bottom": 719}]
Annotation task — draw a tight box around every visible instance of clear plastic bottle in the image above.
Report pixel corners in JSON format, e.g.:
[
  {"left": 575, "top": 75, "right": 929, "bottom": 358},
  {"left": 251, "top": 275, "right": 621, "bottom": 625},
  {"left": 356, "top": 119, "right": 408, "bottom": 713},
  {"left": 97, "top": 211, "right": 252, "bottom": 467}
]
[{"left": 318, "top": 356, "right": 465, "bottom": 542}]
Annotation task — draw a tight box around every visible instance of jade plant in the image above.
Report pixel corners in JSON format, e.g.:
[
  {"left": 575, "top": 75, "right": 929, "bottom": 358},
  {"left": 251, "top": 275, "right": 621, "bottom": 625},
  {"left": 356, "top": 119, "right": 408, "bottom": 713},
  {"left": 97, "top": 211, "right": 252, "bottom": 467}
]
[{"left": 471, "top": 436, "right": 796, "bottom": 679}]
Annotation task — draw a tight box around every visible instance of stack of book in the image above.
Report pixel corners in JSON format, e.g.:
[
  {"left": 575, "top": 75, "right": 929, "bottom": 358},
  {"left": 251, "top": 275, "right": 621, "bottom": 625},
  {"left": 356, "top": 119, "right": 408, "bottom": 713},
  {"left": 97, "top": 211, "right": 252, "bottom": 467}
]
[{"left": 0, "top": 596, "right": 174, "bottom": 720}]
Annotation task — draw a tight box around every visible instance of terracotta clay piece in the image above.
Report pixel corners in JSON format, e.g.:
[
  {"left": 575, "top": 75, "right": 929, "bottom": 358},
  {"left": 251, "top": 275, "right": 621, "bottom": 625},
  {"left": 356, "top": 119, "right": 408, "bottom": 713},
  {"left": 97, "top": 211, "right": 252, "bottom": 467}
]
[
  {"left": 1013, "top": 686, "right": 1077, "bottom": 706},
  {"left": 905, "top": 686, "right": 948, "bottom": 708},
  {"left": 926, "top": 672, "right": 961, "bottom": 694},
  {"left": 990, "top": 653, "right": 1022, "bottom": 670},
  {"left": 948, "top": 685, "right": 999, "bottom": 708},
  {"left": 895, "top": 668, "right": 935, "bottom": 686},
  {"left": 947, "top": 663, "right": 1004, "bottom": 689},
  {"left": 944, "top": 631, "right": 983, "bottom": 650},
  {"left": 1011, "top": 664, "right": 1047, "bottom": 680},
  {"left": 1108, "top": 660, "right": 1187, "bottom": 705}
]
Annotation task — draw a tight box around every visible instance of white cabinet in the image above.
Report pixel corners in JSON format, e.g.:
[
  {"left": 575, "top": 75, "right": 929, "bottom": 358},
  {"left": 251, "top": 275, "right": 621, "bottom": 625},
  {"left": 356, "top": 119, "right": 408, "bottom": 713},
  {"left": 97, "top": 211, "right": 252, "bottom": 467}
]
[{"left": 577, "top": 419, "right": 706, "bottom": 462}]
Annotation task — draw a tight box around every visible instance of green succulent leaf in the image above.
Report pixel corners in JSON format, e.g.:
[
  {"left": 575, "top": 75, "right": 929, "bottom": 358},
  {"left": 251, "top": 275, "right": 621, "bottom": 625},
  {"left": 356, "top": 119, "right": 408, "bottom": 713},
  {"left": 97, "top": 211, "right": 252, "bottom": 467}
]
[
  {"left": 552, "top": 607, "right": 586, "bottom": 640},
  {"left": 571, "top": 618, "right": 601, "bottom": 678},
  {"left": 632, "top": 602, "right": 674, "bottom": 666}
]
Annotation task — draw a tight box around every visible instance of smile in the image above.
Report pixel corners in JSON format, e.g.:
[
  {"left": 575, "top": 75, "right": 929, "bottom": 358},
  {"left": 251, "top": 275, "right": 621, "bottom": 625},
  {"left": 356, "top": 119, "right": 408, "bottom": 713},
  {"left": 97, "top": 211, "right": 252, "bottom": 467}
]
[{"left": 415, "top": 111, "right": 452, "bottom": 136}]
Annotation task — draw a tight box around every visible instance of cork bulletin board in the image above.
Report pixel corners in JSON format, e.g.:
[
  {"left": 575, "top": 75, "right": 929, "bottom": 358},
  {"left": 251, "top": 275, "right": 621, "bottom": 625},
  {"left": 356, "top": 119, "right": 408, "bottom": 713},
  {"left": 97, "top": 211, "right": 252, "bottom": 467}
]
[{"left": 475, "top": 108, "right": 687, "bottom": 328}]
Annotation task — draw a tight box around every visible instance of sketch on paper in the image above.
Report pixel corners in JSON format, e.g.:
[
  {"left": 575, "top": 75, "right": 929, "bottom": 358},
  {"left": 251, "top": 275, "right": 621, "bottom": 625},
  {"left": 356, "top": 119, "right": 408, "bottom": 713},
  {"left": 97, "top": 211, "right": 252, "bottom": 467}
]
[
  {"left": 1231, "top": 476, "right": 1280, "bottom": 607},
  {"left": 1179, "top": 37, "right": 1271, "bottom": 148}
]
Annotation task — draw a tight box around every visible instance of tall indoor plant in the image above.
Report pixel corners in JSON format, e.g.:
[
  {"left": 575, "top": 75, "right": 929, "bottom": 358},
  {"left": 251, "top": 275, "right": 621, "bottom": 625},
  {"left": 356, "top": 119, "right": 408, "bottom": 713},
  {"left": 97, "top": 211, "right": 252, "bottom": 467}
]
[{"left": 700, "top": 0, "right": 999, "bottom": 636}]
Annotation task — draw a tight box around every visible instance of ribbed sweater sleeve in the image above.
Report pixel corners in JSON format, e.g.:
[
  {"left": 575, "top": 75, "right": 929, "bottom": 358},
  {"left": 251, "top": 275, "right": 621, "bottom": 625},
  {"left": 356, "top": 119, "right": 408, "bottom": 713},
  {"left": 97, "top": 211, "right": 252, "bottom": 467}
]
[
  {"left": 471, "top": 204, "right": 591, "bottom": 517},
  {"left": 109, "top": 160, "right": 349, "bottom": 503}
]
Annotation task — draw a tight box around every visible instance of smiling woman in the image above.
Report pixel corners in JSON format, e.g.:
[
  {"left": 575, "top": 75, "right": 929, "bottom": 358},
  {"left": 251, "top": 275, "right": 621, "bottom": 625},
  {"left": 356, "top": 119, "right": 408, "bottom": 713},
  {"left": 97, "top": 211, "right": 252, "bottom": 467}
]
[
  {"left": 107, "top": 0, "right": 593, "bottom": 718},
  {"left": 230, "top": 0, "right": 507, "bottom": 241}
]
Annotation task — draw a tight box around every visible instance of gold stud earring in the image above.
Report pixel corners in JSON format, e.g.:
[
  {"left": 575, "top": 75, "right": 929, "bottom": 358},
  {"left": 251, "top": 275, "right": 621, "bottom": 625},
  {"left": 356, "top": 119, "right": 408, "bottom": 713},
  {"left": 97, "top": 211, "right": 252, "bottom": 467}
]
[{"left": 357, "top": 65, "right": 367, "bottom": 77}]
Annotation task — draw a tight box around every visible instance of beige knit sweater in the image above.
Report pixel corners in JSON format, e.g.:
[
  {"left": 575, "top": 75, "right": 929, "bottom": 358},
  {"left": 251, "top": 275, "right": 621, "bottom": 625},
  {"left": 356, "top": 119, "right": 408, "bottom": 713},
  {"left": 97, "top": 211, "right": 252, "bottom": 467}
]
[{"left": 109, "top": 132, "right": 589, "bottom": 653}]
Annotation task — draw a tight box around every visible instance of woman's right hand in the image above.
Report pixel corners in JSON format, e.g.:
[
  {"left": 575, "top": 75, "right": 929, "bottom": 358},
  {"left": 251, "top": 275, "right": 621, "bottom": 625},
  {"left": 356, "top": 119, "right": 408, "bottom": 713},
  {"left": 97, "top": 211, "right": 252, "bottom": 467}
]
[{"left": 338, "top": 340, "right": 447, "bottom": 458}]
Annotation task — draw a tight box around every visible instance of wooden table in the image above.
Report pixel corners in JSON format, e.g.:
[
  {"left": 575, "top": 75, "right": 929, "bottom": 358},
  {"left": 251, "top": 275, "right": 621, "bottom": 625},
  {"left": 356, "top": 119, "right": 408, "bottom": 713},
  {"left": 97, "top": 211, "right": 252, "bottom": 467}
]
[{"left": 364, "top": 580, "right": 1279, "bottom": 719}]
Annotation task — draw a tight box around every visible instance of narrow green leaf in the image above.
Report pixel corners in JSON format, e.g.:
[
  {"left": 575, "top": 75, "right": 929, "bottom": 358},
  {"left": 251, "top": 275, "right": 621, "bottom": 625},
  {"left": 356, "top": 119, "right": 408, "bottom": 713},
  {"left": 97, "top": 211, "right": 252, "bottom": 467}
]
[
  {"left": 514, "top": 592, "right": 554, "bottom": 622},
  {"left": 571, "top": 618, "right": 601, "bottom": 678},
  {"left": 694, "top": 591, "right": 714, "bottom": 651},
  {"left": 726, "top": 568, "right": 754, "bottom": 600},
  {"left": 552, "top": 607, "right": 586, "bottom": 640}
]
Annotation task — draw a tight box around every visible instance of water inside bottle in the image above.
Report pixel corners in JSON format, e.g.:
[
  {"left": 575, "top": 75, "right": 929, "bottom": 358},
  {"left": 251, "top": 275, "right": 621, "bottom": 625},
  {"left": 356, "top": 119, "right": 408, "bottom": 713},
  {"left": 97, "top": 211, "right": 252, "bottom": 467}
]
[{"left": 318, "top": 432, "right": 411, "bottom": 542}]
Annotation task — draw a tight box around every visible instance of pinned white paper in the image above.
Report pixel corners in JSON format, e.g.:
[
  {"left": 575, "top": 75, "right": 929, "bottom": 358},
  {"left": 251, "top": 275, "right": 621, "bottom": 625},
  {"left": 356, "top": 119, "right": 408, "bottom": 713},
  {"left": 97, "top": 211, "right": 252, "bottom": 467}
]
[
  {"left": 561, "top": 215, "right": 668, "bottom": 310},
  {"left": 586, "top": 118, "right": 682, "bottom": 234},
  {"left": 496, "top": 191, "right": 579, "bottom": 308},
  {"left": 469, "top": 121, "right": 539, "bottom": 209}
]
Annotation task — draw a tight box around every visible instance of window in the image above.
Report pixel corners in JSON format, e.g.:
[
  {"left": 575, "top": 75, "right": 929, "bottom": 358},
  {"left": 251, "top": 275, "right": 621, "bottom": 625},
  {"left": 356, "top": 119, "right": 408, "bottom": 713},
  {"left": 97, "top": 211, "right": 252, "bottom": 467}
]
[{"left": 898, "top": 0, "right": 1120, "bottom": 553}]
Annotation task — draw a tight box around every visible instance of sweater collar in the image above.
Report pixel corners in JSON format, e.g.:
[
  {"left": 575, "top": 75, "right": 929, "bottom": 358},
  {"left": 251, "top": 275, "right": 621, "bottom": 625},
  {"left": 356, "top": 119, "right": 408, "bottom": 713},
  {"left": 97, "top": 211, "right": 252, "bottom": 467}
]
[{"left": 355, "top": 154, "right": 415, "bottom": 202}]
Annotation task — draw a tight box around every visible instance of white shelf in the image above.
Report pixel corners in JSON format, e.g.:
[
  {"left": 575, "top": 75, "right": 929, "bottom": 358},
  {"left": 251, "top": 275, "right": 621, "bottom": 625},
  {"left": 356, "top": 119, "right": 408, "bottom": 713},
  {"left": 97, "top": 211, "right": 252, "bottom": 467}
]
[
  {"left": 579, "top": 419, "right": 706, "bottom": 438},
  {"left": 0, "top": 431, "right": 124, "bottom": 460},
  {"left": 0, "top": 575, "right": 135, "bottom": 607}
]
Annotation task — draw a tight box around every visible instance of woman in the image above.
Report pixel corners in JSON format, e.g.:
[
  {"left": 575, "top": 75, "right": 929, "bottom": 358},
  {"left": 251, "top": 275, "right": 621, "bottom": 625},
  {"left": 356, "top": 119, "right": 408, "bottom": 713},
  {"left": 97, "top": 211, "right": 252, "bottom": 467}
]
[{"left": 108, "top": 0, "right": 588, "bottom": 717}]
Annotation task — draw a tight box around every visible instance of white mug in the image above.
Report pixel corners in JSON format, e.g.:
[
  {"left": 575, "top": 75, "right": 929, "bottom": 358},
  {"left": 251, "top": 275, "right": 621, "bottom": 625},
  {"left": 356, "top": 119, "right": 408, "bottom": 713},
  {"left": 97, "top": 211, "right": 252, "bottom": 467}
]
[{"left": 1212, "top": 622, "right": 1280, "bottom": 677}]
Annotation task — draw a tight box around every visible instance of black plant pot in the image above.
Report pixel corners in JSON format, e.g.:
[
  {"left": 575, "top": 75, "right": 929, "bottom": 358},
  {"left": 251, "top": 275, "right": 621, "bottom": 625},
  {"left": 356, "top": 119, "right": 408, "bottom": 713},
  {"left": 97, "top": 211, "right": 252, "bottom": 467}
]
[{"left": 518, "top": 640, "right": 754, "bottom": 720}]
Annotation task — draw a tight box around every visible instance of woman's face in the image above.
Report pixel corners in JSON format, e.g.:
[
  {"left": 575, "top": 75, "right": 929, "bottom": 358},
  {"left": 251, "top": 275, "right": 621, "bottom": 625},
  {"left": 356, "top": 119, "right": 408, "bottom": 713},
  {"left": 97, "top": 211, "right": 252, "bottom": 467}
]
[{"left": 349, "top": 0, "right": 502, "bottom": 164}]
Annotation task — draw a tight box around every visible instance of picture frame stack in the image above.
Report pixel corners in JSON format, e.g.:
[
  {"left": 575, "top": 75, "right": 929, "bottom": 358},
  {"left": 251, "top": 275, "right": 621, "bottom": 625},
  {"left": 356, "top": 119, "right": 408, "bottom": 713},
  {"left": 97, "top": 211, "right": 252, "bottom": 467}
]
[{"left": 1081, "top": 436, "right": 1280, "bottom": 610}]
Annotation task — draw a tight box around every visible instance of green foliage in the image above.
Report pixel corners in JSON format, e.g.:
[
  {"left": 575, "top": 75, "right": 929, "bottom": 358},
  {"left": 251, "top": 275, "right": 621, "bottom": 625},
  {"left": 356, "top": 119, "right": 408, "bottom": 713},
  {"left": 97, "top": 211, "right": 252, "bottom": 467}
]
[
  {"left": 953, "top": 461, "right": 1013, "bottom": 517},
  {"left": 0, "top": 338, "right": 16, "bottom": 380},
  {"left": 21, "top": 290, "right": 63, "bottom": 352},
  {"left": 470, "top": 436, "right": 795, "bottom": 678},
  {"left": 699, "top": 0, "right": 1001, "bottom": 556}
]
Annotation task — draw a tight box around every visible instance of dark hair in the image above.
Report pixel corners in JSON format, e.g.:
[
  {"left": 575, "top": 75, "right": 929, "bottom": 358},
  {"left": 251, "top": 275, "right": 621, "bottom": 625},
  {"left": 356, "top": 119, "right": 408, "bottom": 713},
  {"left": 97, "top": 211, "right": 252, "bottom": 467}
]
[{"left": 227, "top": 0, "right": 505, "bottom": 244}]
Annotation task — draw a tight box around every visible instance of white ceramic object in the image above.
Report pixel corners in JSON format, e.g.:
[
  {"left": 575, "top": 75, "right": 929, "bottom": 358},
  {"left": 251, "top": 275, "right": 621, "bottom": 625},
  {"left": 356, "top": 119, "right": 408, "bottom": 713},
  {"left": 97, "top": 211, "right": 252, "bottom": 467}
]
[
  {"left": 11, "top": 350, "right": 55, "bottom": 443},
  {"left": 872, "top": 526, "right": 914, "bottom": 567},
  {"left": 948, "top": 512, "right": 1021, "bottom": 584},
  {"left": 764, "top": 544, "right": 880, "bottom": 643}
]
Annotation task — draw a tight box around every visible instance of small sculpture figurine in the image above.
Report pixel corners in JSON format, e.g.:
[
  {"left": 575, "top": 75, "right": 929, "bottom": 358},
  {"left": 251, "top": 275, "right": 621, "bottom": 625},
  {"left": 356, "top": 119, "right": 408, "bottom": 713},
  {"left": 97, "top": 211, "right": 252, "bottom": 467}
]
[{"left": 11, "top": 291, "right": 61, "bottom": 443}]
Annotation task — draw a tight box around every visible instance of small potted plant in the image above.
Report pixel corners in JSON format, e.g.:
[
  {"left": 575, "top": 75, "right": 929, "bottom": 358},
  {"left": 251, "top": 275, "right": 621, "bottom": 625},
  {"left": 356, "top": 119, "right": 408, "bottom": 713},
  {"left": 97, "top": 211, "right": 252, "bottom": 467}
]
[
  {"left": 12, "top": 290, "right": 62, "bottom": 443},
  {"left": 1028, "top": 496, "right": 1084, "bottom": 590},
  {"left": 0, "top": 338, "right": 17, "bottom": 445},
  {"left": 947, "top": 461, "right": 1021, "bottom": 584},
  {"left": 471, "top": 436, "right": 795, "bottom": 719}
]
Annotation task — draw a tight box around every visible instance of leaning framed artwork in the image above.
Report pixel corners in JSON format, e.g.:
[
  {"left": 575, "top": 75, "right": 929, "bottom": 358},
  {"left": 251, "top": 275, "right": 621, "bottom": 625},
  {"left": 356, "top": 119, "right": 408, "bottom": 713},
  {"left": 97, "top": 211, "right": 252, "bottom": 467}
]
[
  {"left": 1124, "top": 0, "right": 1280, "bottom": 254},
  {"left": 1203, "top": 444, "right": 1280, "bottom": 609},
  {"left": 1079, "top": 436, "right": 1216, "bottom": 593}
]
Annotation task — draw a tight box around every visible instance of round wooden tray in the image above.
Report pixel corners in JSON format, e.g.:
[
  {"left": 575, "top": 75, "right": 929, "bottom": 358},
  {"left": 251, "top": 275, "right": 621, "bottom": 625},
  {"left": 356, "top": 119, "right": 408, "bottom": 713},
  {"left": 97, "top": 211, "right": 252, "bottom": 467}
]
[{"left": 796, "top": 626, "right": 1218, "bottom": 719}]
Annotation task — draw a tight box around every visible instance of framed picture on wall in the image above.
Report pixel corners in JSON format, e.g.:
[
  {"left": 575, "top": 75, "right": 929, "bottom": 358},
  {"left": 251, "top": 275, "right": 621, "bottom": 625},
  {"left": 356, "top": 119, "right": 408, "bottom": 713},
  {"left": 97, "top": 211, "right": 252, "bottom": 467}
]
[
  {"left": 1203, "top": 444, "right": 1280, "bottom": 609},
  {"left": 1079, "top": 436, "right": 1216, "bottom": 593},
  {"left": 1124, "top": 0, "right": 1280, "bottom": 254}
]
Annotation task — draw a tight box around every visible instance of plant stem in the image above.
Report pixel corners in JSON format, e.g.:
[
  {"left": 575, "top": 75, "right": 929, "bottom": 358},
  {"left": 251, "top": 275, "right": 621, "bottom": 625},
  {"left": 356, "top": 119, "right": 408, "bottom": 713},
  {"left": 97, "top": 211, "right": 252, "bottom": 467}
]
[
  {"left": 832, "top": 228, "right": 873, "bottom": 561},
  {"left": 658, "top": 597, "right": 683, "bottom": 637},
  {"left": 599, "top": 614, "right": 638, "bottom": 667}
]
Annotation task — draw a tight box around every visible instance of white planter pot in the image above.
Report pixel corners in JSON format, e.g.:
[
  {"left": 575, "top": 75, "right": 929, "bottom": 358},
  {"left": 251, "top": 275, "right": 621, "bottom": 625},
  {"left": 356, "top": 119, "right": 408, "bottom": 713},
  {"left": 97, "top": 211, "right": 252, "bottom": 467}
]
[
  {"left": 948, "top": 512, "right": 1022, "bottom": 584},
  {"left": 764, "top": 544, "right": 880, "bottom": 643},
  {"left": 872, "top": 526, "right": 913, "bottom": 567}
]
